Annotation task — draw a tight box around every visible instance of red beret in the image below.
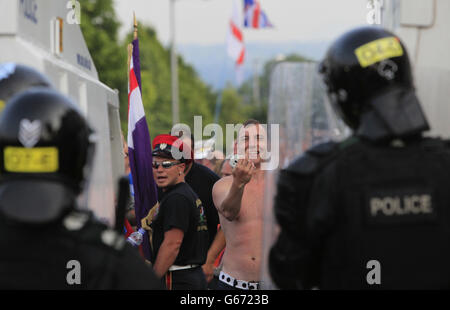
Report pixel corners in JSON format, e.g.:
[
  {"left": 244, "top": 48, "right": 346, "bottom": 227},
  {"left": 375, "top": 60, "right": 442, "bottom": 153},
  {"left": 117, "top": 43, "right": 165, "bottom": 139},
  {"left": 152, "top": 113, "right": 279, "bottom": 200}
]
[
  {"left": 152, "top": 134, "right": 180, "bottom": 150},
  {"left": 152, "top": 134, "right": 188, "bottom": 161}
]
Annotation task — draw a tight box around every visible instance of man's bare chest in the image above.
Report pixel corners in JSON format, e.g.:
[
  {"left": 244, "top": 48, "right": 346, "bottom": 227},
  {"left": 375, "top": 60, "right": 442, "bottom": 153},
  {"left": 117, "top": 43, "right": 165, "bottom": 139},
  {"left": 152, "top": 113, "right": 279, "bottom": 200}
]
[{"left": 239, "top": 183, "right": 265, "bottom": 219}]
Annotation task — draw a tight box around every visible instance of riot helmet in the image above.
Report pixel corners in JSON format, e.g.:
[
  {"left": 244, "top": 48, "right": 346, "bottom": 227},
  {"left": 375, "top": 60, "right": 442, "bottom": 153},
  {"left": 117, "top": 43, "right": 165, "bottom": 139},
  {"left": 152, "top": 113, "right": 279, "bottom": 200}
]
[
  {"left": 319, "top": 26, "right": 429, "bottom": 140},
  {"left": 0, "top": 63, "right": 53, "bottom": 113},
  {"left": 0, "top": 88, "right": 95, "bottom": 224}
]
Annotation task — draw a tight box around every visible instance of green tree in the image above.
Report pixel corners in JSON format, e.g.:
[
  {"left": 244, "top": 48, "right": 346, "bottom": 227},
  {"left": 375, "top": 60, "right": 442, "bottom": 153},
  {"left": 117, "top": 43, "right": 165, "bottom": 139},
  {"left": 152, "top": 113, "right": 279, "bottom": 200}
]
[
  {"left": 80, "top": 0, "right": 309, "bottom": 143},
  {"left": 80, "top": 0, "right": 218, "bottom": 139},
  {"left": 219, "top": 84, "right": 248, "bottom": 127},
  {"left": 122, "top": 25, "right": 216, "bottom": 137}
]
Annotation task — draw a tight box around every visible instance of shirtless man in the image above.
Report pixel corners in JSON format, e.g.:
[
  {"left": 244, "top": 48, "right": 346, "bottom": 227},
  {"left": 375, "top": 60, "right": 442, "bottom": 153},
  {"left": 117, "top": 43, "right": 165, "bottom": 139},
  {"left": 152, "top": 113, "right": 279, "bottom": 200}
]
[{"left": 212, "top": 120, "right": 266, "bottom": 290}]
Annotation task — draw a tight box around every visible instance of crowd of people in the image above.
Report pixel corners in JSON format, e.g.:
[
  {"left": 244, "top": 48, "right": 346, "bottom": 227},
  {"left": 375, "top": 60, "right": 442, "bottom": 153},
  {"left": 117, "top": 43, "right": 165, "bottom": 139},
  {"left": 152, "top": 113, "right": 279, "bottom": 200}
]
[
  {"left": 1, "top": 25, "right": 450, "bottom": 290},
  {"left": 142, "top": 121, "right": 267, "bottom": 290}
]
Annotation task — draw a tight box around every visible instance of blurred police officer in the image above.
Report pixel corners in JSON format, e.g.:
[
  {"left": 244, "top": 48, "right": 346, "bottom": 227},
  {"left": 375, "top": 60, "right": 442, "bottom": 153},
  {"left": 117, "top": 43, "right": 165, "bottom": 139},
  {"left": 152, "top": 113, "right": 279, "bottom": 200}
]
[
  {"left": 269, "top": 26, "right": 450, "bottom": 289},
  {"left": 0, "top": 85, "right": 162, "bottom": 289}
]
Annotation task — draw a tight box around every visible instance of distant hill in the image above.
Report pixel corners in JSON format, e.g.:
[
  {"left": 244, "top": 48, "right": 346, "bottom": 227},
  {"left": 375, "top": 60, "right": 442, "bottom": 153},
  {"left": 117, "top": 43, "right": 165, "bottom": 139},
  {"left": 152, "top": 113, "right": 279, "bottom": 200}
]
[{"left": 177, "top": 41, "right": 329, "bottom": 90}]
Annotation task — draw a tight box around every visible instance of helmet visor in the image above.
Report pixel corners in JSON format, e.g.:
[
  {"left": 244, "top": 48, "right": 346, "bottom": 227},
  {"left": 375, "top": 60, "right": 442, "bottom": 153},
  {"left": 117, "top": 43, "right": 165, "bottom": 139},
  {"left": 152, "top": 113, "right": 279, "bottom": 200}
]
[{"left": 0, "top": 180, "right": 76, "bottom": 224}]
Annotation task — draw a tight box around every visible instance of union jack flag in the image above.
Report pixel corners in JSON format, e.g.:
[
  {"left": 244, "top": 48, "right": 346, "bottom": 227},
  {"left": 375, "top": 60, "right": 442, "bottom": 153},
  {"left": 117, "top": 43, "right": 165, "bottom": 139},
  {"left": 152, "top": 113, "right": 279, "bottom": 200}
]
[{"left": 244, "top": 0, "right": 273, "bottom": 28}]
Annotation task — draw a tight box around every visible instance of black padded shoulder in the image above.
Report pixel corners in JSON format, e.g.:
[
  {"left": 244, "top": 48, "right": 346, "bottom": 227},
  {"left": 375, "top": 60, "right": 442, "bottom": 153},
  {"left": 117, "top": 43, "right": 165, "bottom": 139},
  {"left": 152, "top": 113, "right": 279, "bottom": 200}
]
[
  {"left": 420, "top": 137, "right": 448, "bottom": 149},
  {"left": 285, "top": 141, "right": 339, "bottom": 176},
  {"left": 62, "top": 210, "right": 126, "bottom": 252}
]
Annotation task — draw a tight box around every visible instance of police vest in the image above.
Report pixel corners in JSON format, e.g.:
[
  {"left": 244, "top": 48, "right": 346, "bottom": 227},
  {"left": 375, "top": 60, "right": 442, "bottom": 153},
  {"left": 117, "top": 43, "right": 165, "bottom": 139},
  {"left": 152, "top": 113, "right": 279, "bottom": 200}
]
[{"left": 318, "top": 137, "right": 450, "bottom": 289}]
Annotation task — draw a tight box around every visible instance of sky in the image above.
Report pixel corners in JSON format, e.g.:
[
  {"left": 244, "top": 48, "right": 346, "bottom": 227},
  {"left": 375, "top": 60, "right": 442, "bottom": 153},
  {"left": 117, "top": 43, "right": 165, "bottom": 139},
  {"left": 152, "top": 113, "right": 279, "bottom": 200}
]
[{"left": 114, "top": 0, "right": 370, "bottom": 46}]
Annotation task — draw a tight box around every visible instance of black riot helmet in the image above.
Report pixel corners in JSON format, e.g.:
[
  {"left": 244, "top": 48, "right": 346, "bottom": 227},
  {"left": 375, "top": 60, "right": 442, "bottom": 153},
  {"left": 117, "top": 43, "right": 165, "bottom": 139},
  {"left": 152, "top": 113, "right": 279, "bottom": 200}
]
[
  {"left": 0, "top": 63, "right": 53, "bottom": 113},
  {"left": 0, "top": 88, "right": 95, "bottom": 224},
  {"left": 319, "top": 26, "right": 429, "bottom": 141}
]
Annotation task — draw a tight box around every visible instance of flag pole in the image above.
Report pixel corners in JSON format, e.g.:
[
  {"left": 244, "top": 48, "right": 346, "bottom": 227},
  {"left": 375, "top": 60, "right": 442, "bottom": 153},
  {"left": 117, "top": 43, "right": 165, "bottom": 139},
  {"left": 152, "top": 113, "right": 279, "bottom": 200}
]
[
  {"left": 133, "top": 11, "right": 138, "bottom": 40},
  {"left": 127, "top": 12, "right": 137, "bottom": 87},
  {"left": 126, "top": 12, "right": 158, "bottom": 262},
  {"left": 127, "top": 15, "right": 134, "bottom": 119},
  {"left": 170, "top": 0, "right": 180, "bottom": 125},
  {"left": 127, "top": 44, "right": 133, "bottom": 82}
]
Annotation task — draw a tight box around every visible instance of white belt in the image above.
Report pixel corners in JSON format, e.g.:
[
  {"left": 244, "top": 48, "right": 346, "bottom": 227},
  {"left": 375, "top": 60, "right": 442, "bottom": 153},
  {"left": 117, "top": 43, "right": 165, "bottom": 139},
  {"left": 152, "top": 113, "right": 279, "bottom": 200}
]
[
  {"left": 219, "top": 271, "right": 260, "bottom": 290},
  {"left": 169, "top": 264, "right": 199, "bottom": 271}
]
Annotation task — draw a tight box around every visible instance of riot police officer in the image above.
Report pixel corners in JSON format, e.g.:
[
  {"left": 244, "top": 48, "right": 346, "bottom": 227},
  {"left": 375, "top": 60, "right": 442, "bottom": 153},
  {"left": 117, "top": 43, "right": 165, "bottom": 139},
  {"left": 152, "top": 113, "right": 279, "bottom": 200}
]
[
  {"left": 0, "top": 87, "right": 162, "bottom": 289},
  {"left": 269, "top": 26, "right": 450, "bottom": 289}
]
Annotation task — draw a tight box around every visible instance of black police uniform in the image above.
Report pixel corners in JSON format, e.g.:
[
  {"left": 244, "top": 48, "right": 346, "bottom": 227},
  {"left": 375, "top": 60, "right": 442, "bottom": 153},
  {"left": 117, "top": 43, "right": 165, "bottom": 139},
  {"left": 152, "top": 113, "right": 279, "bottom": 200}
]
[
  {"left": 0, "top": 210, "right": 162, "bottom": 289},
  {"left": 151, "top": 182, "right": 209, "bottom": 290},
  {"left": 0, "top": 88, "right": 162, "bottom": 289},
  {"left": 269, "top": 27, "right": 450, "bottom": 289},
  {"left": 271, "top": 136, "right": 450, "bottom": 289}
]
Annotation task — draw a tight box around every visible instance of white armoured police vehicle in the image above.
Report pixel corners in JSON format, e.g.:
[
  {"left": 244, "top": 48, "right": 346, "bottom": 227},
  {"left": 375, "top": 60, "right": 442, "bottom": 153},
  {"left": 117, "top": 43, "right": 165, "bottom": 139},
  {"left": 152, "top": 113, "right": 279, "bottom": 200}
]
[{"left": 0, "top": 0, "right": 123, "bottom": 225}]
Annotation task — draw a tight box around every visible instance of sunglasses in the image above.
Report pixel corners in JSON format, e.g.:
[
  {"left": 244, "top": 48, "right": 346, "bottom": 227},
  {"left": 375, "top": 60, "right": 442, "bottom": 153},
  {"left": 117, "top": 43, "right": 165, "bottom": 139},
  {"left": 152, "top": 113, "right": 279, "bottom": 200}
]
[{"left": 152, "top": 161, "right": 181, "bottom": 169}]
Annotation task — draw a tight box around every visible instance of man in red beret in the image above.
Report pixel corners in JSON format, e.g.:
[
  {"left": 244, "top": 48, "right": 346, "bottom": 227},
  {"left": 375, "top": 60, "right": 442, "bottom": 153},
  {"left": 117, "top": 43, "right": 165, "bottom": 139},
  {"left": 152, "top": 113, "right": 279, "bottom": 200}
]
[{"left": 150, "top": 134, "right": 209, "bottom": 290}]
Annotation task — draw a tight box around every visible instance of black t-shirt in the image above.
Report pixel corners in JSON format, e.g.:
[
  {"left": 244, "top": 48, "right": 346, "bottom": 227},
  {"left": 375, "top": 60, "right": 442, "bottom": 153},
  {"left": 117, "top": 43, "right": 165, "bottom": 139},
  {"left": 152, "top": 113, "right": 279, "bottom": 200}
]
[
  {"left": 157, "top": 162, "right": 220, "bottom": 247},
  {"left": 152, "top": 182, "right": 208, "bottom": 266},
  {"left": 185, "top": 163, "right": 220, "bottom": 246},
  {"left": 0, "top": 211, "right": 163, "bottom": 290}
]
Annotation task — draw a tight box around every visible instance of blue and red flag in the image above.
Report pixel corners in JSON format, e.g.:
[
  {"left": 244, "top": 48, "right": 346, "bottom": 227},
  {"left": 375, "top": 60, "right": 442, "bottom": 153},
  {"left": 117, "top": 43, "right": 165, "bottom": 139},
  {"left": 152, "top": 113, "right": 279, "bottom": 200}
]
[
  {"left": 127, "top": 38, "right": 158, "bottom": 261},
  {"left": 243, "top": 0, "right": 273, "bottom": 29}
]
